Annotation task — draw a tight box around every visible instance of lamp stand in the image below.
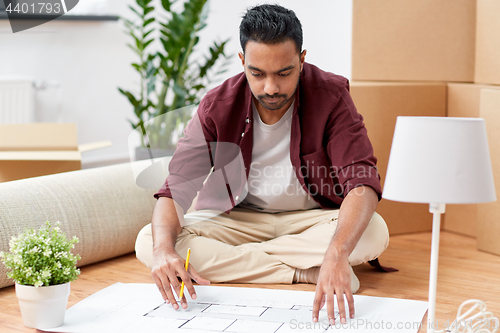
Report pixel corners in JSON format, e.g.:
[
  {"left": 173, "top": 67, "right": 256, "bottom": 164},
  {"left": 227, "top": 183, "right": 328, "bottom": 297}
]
[{"left": 428, "top": 203, "right": 446, "bottom": 333}]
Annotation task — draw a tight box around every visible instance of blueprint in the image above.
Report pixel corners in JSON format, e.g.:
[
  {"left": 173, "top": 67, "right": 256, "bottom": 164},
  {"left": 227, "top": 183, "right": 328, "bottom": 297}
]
[{"left": 41, "top": 283, "right": 428, "bottom": 333}]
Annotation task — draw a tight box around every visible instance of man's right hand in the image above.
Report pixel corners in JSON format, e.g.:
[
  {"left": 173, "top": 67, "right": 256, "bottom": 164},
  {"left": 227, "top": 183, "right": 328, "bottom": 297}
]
[{"left": 151, "top": 248, "right": 210, "bottom": 310}]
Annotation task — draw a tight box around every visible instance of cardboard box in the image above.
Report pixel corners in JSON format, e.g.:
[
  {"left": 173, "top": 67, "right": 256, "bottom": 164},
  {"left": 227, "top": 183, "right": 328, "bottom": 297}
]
[
  {"left": 444, "top": 84, "right": 500, "bottom": 237},
  {"left": 475, "top": 0, "right": 500, "bottom": 85},
  {"left": 0, "top": 123, "right": 111, "bottom": 182},
  {"left": 352, "top": 0, "right": 476, "bottom": 82},
  {"left": 350, "top": 82, "right": 447, "bottom": 234},
  {"left": 477, "top": 89, "right": 500, "bottom": 256},
  {"left": 447, "top": 83, "right": 495, "bottom": 118}
]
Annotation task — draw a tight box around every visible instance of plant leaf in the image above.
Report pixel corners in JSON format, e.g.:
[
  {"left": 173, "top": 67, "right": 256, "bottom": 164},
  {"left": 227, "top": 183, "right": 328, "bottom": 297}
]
[
  {"left": 143, "top": 38, "right": 154, "bottom": 49},
  {"left": 143, "top": 17, "right": 155, "bottom": 27},
  {"left": 131, "top": 63, "right": 142, "bottom": 72},
  {"left": 118, "top": 88, "right": 140, "bottom": 107},
  {"left": 128, "top": 5, "right": 141, "bottom": 18},
  {"left": 143, "top": 28, "right": 154, "bottom": 39},
  {"left": 161, "top": 0, "right": 172, "bottom": 11},
  {"left": 144, "top": 6, "right": 154, "bottom": 16},
  {"left": 126, "top": 43, "right": 140, "bottom": 56},
  {"left": 198, "top": 39, "right": 229, "bottom": 78}
]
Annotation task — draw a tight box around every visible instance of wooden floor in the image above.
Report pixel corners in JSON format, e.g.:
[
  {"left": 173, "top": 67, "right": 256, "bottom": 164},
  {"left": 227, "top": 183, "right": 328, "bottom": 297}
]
[{"left": 1, "top": 231, "right": 500, "bottom": 332}]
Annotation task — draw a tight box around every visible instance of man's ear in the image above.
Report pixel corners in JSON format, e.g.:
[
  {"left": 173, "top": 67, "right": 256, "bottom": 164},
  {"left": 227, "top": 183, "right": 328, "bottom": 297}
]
[
  {"left": 300, "top": 50, "right": 307, "bottom": 71},
  {"left": 238, "top": 52, "right": 245, "bottom": 66}
]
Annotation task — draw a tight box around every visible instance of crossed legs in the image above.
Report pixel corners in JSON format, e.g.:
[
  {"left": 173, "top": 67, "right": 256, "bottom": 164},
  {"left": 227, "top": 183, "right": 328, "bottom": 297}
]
[{"left": 135, "top": 208, "right": 389, "bottom": 290}]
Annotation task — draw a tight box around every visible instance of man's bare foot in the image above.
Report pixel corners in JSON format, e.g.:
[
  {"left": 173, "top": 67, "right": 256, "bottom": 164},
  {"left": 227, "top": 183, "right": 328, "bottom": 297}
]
[
  {"left": 293, "top": 266, "right": 360, "bottom": 293},
  {"left": 293, "top": 266, "right": 321, "bottom": 284}
]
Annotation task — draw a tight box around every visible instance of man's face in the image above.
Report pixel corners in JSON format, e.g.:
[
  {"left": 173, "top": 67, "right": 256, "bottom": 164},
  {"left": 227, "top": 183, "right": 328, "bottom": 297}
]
[{"left": 239, "top": 40, "right": 306, "bottom": 114}]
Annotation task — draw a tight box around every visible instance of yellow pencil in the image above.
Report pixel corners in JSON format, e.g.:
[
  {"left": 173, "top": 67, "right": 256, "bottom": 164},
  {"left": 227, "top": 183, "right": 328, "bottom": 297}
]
[{"left": 179, "top": 248, "right": 191, "bottom": 299}]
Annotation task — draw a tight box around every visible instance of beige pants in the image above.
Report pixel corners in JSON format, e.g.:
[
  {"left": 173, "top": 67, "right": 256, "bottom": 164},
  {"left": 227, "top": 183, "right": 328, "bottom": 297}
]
[{"left": 135, "top": 208, "right": 389, "bottom": 284}]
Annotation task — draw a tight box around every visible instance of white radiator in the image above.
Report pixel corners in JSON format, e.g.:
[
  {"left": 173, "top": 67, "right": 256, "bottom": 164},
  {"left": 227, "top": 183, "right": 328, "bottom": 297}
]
[{"left": 0, "top": 78, "right": 35, "bottom": 124}]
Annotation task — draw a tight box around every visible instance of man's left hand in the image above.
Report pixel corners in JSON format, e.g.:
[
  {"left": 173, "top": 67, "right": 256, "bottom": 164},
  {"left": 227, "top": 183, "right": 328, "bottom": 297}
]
[{"left": 312, "top": 254, "right": 354, "bottom": 326}]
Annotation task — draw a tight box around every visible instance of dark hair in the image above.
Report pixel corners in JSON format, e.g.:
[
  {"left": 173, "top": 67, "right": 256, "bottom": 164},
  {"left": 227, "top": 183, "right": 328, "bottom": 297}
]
[{"left": 239, "top": 4, "right": 303, "bottom": 54}]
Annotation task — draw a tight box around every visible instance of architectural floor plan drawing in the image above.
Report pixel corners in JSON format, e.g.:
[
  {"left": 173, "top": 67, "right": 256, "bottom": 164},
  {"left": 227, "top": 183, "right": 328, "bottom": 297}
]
[
  {"left": 41, "top": 283, "right": 428, "bottom": 333},
  {"left": 144, "top": 291, "right": 337, "bottom": 333}
]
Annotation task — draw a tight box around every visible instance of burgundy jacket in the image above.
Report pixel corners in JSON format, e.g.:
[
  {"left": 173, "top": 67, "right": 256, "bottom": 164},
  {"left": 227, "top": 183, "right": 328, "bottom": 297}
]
[{"left": 155, "top": 63, "right": 381, "bottom": 213}]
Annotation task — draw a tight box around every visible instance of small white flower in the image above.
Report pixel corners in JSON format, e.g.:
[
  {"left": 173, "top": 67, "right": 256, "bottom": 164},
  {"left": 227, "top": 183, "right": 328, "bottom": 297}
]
[
  {"left": 9, "top": 236, "right": 17, "bottom": 249},
  {"left": 24, "top": 267, "right": 33, "bottom": 277},
  {"left": 13, "top": 256, "right": 22, "bottom": 265},
  {"left": 3, "top": 221, "right": 79, "bottom": 286},
  {"left": 41, "top": 269, "right": 51, "bottom": 279}
]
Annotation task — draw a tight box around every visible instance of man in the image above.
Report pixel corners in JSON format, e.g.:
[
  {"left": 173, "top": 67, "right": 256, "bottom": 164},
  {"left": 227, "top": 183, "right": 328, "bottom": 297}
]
[{"left": 135, "top": 4, "right": 389, "bottom": 325}]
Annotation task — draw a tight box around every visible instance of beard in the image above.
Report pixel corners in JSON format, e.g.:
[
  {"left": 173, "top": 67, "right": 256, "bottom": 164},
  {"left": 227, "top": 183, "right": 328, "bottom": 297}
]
[
  {"left": 253, "top": 76, "right": 300, "bottom": 111},
  {"left": 255, "top": 93, "right": 291, "bottom": 111}
]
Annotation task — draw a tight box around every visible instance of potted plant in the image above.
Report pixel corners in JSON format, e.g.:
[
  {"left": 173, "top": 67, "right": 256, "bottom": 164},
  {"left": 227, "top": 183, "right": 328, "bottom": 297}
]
[
  {"left": 0, "top": 221, "right": 81, "bottom": 329},
  {"left": 118, "top": 0, "right": 231, "bottom": 160}
]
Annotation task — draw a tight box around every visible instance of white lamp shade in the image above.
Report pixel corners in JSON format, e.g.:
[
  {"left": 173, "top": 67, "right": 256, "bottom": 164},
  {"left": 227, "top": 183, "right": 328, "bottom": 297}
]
[{"left": 383, "top": 117, "right": 496, "bottom": 204}]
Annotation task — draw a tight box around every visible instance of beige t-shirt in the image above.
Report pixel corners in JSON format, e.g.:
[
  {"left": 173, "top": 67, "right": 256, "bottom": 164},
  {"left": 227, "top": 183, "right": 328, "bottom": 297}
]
[{"left": 239, "top": 101, "right": 320, "bottom": 213}]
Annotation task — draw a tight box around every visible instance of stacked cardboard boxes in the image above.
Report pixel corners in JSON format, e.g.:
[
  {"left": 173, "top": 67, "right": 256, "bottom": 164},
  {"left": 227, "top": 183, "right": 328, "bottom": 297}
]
[
  {"left": 350, "top": 82, "right": 446, "bottom": 234},
  {"left": 352, "top": 0, "right": 476, "bottom": 82},
  {"left": 0, "top": 123, "right": 112, "bottom": 183},
  {"left": 445, "top": 84, "right": 500, "bottom": 238},
  {"left": 474, "top": 0, "right": 500, "bottom": 255},
  {"left": 351, "top": 0, "right": 500, "bottom": 250},
  {"left": 475, "top": 0, "right": 500, "bottom": 85},
  {"left": 477, "top": 90, "right": 500, "bottom": 255}
]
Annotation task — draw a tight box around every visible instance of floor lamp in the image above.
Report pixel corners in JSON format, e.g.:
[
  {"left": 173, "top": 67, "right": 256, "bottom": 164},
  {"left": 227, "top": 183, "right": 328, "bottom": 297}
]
[{"left": 382, "top": 117, "right": 497, "bottom": 333}]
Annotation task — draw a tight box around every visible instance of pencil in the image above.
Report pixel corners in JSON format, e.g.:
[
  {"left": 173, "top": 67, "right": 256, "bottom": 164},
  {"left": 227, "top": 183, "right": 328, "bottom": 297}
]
[{"left": 179, "top": 248, "right": 191, "bottom": 299}]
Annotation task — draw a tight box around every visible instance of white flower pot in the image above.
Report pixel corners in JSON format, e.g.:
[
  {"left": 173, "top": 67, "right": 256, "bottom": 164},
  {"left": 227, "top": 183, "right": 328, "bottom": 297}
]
[{"left": 15, "top": 282, "right": 70, "bottom": 329}]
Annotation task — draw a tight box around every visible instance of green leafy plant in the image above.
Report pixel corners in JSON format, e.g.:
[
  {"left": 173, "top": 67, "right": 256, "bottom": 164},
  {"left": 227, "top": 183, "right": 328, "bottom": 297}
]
[
  {"left": 118, "top": 0, "right": 231, "bottom": 150},
  {"left": 0, "top": 221, "right": 81, "bottom": 287}
]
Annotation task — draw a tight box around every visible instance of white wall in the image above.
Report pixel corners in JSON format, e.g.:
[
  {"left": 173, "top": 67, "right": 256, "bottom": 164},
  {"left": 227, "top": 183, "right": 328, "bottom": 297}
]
[
  {"left": 199, "top": 0, "right": 353, "bottom": 79},
  {"left": 0, "top": 0, "right": 352, "bottom": 167}
]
